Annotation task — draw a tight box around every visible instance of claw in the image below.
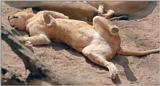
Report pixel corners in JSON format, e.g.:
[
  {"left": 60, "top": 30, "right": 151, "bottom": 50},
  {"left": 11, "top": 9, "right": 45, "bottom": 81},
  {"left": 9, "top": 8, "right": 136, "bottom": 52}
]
[
  {"left": 18, "top": 37, "right": 28, "bottom": 44},
  {"left": 110, "top": 72, "right": 118, "bottom": 80},
  {"left": 108, "top": 62, "right": 119, "bottom": 79},
  {"left": 24, "top": 41, "right": 34, "bottom": 52}
]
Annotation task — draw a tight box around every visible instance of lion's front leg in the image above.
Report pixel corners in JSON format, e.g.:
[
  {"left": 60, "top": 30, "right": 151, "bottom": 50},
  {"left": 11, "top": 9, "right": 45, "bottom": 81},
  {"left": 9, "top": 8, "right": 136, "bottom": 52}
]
[
  {"left": 19, "top": 34, "right": 51, "bottom": 45},
  {"left": 18, "top": 34, "right": 51, "bottom": 52}
]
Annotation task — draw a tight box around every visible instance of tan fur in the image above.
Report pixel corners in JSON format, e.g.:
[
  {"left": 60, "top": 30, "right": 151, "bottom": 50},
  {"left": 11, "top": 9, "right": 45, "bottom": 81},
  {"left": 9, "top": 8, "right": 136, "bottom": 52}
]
[
  {"left": 8, "top": 10, "right": 160, "bottom": 79},
  {"left": 6, "top": 1, "right": 98, "bottom": 21},
  {"left": 89, "top": 1, "right": 149, "bottom": 14},
  {"left": 5, "top": 1, "right": 156, "bottom": 20},
  {"left": 88, "top": 1, "right": 156, "bottom": 19}
]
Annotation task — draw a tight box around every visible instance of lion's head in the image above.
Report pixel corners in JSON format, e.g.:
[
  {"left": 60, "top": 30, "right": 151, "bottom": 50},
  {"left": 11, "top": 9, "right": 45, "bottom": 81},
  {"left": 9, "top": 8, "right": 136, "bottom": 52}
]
[{"left": 8, "top": 8, "right": 35, "bottom": 31}]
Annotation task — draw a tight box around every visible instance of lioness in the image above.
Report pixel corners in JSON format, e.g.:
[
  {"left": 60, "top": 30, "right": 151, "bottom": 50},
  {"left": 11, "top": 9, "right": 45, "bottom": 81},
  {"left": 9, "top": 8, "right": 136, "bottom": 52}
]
[
  {"left": 5, "top": 1, "right": 156, "bottom": 20},
  {"left": 8, "top": 10, "right": 160, "bottom": 79}
]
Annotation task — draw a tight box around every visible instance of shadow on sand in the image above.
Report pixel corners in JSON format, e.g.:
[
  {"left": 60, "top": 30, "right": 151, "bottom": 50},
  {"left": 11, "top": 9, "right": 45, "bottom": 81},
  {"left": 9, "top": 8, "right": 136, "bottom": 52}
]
[
  {"left": 112, "top": 56, "right": 137, "bottom": 82},
  {"left": 47, "top": 42, "right": 137, "bottom": 84}
]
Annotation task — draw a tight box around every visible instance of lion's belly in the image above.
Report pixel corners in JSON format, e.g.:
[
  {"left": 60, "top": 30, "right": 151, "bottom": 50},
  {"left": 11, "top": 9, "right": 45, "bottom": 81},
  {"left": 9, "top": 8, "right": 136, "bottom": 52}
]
[
  {"left": 67, "top": 29, "right": 95, "bottom": 52},
  {"left": 49, "top": 26, "right": 96, "bottom": 52},
  {"left": 48, "top": 19, "right": 95, "bottom": 51}
]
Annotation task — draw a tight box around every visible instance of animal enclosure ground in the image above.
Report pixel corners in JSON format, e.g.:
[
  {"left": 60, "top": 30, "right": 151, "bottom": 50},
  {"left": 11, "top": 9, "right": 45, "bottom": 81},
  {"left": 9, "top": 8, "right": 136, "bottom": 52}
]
[{"left": 1, "top": 1, "right": 160, "bottom": 85}]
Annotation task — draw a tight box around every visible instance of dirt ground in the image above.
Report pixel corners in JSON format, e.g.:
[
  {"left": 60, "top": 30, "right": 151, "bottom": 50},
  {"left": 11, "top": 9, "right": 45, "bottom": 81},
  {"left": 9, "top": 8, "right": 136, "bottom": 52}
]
[{"left": 1, "top": 1, "right": 160, "bottom": 85}]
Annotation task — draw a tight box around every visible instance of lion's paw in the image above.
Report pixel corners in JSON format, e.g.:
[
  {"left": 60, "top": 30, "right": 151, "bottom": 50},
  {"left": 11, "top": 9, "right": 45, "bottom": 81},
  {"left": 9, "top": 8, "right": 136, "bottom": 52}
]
[
  {"left": 108, "top": 63, "right": 118, "bottom": 79},
  {"left": 24, "top": 41, "right": 34, "bottom": 52},
  {"left": 18, "top": 37, "right": 28, "bottom": 44}
]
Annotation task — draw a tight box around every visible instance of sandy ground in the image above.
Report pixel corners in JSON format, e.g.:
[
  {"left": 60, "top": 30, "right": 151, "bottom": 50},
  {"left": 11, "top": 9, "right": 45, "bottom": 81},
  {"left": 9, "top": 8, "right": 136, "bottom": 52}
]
[{"left": 1, "top": 1, "right": 160, "bottom": 85}]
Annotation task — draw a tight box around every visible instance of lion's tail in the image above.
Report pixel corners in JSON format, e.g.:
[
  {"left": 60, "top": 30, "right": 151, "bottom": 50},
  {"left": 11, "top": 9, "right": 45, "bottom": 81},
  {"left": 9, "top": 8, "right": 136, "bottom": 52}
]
[{"left": 117, "top": 48, "right": 160, "bottom": 56}]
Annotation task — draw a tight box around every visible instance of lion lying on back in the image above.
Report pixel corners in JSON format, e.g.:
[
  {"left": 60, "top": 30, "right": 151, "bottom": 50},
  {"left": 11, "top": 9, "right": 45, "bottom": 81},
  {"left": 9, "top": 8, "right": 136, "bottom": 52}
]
[{"left": 8, "top": 9, "right": 160, "bottom": 79}]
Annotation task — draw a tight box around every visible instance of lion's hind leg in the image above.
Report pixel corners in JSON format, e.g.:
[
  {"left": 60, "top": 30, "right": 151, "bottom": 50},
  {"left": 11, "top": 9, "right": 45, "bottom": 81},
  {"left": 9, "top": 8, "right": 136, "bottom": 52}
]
[
  {"left": 102, "top": 9, "right": 115, "bottom": 19},
  {"left": 82, "top": 43, "right": 118, "bottom": 79}
]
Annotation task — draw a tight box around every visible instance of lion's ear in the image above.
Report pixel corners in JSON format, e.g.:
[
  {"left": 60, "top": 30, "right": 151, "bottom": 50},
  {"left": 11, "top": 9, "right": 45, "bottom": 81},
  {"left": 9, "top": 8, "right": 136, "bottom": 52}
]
[
  {"left": 24, "top": 8, "right": 33, "bottom": 13},
  {"left": 24, "top": 8, "right": 35, "bottom": 19},
  {"left": 43, "top": 13, "right": 57, "bottom": 27}
]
